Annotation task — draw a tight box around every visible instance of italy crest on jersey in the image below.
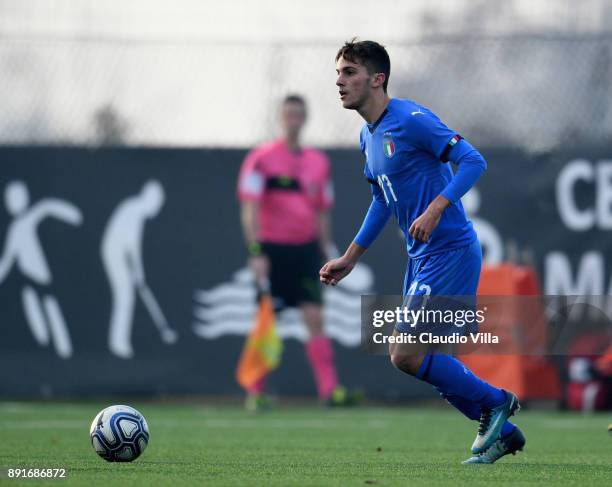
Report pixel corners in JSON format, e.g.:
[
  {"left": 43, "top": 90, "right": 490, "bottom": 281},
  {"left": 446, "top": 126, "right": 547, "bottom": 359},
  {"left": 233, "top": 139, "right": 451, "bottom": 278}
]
[{"left": 382, "top": 132, "right": 395, "bottom": 158}]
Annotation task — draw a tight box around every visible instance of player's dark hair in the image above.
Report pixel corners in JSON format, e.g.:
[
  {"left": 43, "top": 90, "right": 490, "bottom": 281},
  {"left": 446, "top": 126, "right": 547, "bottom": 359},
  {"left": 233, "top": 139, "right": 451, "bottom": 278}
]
[{"left": 335, "top": 38, "right": 391, "bottom": 93}]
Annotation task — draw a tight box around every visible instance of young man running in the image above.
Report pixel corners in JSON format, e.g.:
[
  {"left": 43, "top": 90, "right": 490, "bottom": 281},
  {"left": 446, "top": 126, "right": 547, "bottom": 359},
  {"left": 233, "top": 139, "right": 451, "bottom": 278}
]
[{"left": 320, "top": 39, "right": 525, "bottom": 464}]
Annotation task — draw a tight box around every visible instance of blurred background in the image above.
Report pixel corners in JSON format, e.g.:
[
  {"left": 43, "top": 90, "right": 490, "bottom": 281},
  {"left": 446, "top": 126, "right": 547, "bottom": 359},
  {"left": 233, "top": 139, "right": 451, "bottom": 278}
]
[
  {"left": 1, "top": 0, "right": 611, "bottom": 410},
  {"left": 2, "top": 0, "right": 612, "bottom": 150}
]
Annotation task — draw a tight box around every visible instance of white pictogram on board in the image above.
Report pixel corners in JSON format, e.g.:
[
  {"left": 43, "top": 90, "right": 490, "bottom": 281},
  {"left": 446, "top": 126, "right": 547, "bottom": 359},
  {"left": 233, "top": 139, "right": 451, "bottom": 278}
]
[
  {"left": 0, "top": 181, "right": 82, "bottom": 358},
  {"left": 101, "top": 180, "right": 178, "bottom": 359}
]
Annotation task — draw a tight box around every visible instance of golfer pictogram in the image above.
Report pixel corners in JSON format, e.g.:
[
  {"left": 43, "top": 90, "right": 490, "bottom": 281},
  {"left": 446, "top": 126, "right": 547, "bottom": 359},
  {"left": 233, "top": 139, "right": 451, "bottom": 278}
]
[{"left": 101, "top": 180, "right": 178, "bottom": 359}]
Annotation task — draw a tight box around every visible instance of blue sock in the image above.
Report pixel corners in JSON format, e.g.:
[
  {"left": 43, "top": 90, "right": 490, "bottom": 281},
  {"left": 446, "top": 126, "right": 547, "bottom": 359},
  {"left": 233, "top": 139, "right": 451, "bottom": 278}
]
[
  {"left": 501, "top": 421, "right": 517, "bottom": 437},
  {"left": 435, "top": 388, "right": 480, "bottom": 420},
  {"left": 436, "top": 388, "right": 516, "bottom": 435},
  {"left": 417, "top": 354, "right": 506, "bottom": 410}
]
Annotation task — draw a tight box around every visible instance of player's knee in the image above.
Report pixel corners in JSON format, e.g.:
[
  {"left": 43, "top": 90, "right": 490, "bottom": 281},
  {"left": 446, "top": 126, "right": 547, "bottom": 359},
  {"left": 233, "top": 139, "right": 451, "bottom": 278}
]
[{"left": 389, "top": 351, "right": 421, "bottom": 375}]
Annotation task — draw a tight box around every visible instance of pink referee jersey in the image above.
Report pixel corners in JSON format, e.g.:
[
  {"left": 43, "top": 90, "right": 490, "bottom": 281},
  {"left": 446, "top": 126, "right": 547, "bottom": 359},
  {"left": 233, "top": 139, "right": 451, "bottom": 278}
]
[{"left": 237, "top": 139, "right": 334, "bottom": 244}]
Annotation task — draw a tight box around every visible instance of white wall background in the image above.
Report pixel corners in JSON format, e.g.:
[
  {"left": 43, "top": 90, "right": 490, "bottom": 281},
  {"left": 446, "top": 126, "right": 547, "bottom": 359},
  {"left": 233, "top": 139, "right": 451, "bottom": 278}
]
[{"left": 1, "top": 0, "right": 611, "bottom": 148}]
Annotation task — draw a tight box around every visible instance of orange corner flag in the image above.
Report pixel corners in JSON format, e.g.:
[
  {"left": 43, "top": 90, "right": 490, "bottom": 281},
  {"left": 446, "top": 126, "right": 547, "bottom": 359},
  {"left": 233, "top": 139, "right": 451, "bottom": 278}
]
[{"left": 236, "top": 294, "right": 283, "bottom": 390}]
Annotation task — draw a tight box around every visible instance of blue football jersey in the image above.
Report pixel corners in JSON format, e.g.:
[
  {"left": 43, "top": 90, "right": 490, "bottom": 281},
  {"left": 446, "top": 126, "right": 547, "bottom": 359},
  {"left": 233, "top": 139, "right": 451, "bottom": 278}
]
[{"left": 360, "top": 98, "right": 477, "bottom": 259}]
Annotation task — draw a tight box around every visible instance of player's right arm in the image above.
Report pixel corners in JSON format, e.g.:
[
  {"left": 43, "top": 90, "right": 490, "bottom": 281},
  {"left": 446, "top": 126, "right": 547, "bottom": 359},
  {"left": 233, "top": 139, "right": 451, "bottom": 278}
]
[
  {"left": 353, "top": 174, "right": 392, "bottom": 249},
  {"left": 237, "top": 149, "right": 269, "bottom": 283},
  {"left": 320, "top": 164, "right": 391, "bottom": 286},
  {"left": 319, "top": 240, "right": 365, "bottom": 286}
]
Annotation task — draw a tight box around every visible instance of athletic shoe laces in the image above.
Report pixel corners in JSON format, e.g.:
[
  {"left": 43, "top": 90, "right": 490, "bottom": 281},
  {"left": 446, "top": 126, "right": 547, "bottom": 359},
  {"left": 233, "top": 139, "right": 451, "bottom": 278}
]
[{"left": 477, "top": 409, "right": 492, "bottom": 435}]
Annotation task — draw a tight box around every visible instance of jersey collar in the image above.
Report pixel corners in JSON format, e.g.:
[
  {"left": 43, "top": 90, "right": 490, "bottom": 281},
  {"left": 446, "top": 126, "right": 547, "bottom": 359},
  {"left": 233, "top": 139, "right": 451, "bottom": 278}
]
[{"left": 367, "top": 108, "right": 389, "bottom": 134}]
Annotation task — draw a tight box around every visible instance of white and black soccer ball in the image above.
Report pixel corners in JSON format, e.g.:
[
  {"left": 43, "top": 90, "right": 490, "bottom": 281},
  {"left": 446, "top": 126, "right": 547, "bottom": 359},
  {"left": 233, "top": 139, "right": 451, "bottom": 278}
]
[{"left": 90, "top": 405, "right": 150, "bottom": 462}]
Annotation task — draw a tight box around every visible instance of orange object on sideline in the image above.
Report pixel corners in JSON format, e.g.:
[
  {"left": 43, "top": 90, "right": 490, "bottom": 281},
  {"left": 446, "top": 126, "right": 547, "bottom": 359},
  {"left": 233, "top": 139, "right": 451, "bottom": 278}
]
[
  {"left": 236, "top": 294, "right": 283, "bottom": 390},
  {"left": 459, "top": 264, "right": 561, "bottom": 401},
  {"left": 596, "top": 345, "right": 612, "bottom": 376}
]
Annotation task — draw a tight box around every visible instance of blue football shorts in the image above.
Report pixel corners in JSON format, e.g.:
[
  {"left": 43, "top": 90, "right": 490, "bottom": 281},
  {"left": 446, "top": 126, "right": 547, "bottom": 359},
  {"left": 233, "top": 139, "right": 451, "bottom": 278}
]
[{"left": 395, "top": 239, "right": 482, "bottom": 335}]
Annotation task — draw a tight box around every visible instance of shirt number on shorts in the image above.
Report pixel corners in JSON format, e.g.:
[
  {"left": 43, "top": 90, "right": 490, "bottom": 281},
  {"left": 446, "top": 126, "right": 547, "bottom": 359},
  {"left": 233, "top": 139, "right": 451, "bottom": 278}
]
[
  {"left": 403, "top": 281, "right": 432, "bottom": 327},
  {"left": 405, "top": 280, "right": 432, "bottom": 309},
  {"left": 406, "top": 280, "right": 432, "bottom": 297}
]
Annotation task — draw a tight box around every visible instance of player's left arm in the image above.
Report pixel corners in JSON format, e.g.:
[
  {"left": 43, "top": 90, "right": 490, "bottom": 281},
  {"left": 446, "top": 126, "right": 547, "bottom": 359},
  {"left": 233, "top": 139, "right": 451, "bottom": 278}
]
[
  {"left": 407, "top": 112, "right": 487, "bottom": 242},
  {"left": 439, "top": 138, "right": 487, "bottom": 204}
]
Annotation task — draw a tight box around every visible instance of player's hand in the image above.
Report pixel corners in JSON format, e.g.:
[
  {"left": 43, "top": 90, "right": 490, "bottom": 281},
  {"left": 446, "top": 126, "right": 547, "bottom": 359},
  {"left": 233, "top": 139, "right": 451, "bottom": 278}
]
[
  {"left": 409, "top": 207, "right": 442, "bottom": 242},
  {"left": 409, "top": 195, "right": 450, "bottom": 242},
  {"left": 319, "top": 256, "right": 355, "bottom": 286},
  {"left": 249, "top": 255, "right": 269, "bottom": 283}
]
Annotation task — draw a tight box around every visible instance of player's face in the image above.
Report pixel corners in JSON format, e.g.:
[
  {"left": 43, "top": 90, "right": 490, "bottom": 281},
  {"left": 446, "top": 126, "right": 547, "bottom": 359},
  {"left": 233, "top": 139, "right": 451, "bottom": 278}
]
[
  {"left": 280, "top": 101, "right": 306, "bottom": 138},
  {"left": 336, "top": 57, "right": 371, "bottom": 110}
]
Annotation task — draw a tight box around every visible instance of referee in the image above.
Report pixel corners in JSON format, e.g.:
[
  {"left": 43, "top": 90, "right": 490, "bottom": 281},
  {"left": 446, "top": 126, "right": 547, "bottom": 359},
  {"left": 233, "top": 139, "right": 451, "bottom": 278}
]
[{"left": 237, "top": 94, "right": 352, "bottom": 410}]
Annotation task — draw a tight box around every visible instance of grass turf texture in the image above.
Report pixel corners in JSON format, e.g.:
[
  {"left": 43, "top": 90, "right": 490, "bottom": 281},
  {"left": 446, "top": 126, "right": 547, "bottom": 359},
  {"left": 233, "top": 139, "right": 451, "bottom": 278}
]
[{"left": 1, "top": 402, "right": 611, "bottom": 486}]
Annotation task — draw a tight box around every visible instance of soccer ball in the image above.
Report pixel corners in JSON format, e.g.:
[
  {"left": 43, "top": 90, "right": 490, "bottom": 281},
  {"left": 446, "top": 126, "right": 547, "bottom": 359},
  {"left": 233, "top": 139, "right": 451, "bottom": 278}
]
[{"left": 89, "top": 405, "right": 149, "bottom": 462}]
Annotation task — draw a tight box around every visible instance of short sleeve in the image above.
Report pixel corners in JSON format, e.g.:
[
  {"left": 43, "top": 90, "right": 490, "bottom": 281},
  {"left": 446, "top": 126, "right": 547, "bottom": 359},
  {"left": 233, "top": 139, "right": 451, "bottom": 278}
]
[{"left": 237, "top": 148, "right": 265, "bottom": 201}]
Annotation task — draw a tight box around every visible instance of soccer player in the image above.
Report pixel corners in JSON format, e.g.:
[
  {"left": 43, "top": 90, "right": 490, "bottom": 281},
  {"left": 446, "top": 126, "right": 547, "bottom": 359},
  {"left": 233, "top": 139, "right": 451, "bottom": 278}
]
[
  {"left": 320, "top": 39, "right": 525, "bottom": 464},
  {"left": 238, "top": 94, "right": 351, "bottom": 410}
]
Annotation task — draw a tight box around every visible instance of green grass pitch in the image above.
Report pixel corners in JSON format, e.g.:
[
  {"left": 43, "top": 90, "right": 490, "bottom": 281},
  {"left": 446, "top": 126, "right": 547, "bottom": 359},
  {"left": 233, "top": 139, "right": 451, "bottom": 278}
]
[{"left": 1, "top": 402, "right": 611, "bottom": 486}]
